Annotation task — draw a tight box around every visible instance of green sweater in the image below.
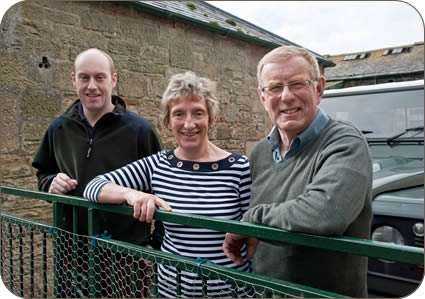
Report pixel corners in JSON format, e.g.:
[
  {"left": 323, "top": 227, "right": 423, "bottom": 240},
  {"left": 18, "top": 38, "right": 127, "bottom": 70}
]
[{"left": 243, "top": 119, "right": 373, "bottom": 297}]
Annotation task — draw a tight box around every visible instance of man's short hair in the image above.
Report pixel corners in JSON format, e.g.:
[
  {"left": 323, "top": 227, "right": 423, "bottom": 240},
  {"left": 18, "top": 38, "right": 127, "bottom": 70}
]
[
  {"left": 73, "top": 48, "right": 116, "bottom": 74},
  {"left": 257, "top": 46, "right": 320, "bottom": 86}
]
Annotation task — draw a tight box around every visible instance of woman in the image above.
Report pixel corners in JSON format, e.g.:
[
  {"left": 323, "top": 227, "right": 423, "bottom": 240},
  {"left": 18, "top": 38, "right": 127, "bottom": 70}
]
[{"left": 84, "top": 71, "right": 252, "bottom": 298}]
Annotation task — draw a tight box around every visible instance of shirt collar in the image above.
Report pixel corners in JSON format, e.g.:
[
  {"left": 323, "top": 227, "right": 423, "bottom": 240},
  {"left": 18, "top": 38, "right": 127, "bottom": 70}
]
[
  {"left": 267, "top": 108, "right": 330, "bottom": 160},
  {"left": 296, "top": 108, "right": 329, "bottom": 148}
]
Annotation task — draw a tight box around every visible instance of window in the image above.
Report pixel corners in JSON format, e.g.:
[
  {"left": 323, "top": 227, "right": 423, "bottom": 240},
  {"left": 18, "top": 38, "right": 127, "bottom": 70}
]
[
  {"left": 343, "top": 53, "right": 369, "bottom": 60},
  {"left": 392, "top": 48, "right": 403, "bottom": 54},
  {"left": 344, "top": 54, "right": 358, "bottom": 60},
  {"left": 321, "top": 87, "right": 424, "bottom": 138},
  {"left": 383, "top": 47, "right": 411, "bottom": 56}
]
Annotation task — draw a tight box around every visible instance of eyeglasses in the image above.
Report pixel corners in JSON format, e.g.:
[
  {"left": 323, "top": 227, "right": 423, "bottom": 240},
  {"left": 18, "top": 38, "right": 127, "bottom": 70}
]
[{"left": 261, "top": 79, "right": 315, "bottom": 97}]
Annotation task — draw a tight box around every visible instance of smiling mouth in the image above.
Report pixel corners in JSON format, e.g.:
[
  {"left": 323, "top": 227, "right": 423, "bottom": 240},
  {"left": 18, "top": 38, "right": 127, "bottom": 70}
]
[
  {"left": 281, "top": 108, "right": 301, "bottom": 114},
  {"left": 181, "top": 132, "right": 198, "bottom": 137}
]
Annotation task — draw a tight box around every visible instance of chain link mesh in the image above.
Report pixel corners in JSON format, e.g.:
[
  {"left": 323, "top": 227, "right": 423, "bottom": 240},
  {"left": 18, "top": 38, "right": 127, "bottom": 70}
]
[{"left": 1, "top": 215, "right": 299, "bottom": 298}]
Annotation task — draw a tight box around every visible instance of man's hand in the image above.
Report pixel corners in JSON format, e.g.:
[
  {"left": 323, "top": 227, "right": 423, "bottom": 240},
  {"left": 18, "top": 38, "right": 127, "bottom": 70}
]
[
  {"left": 48, "top": 173, "right": 78, "bottom": 194},
  {"left": 223, "top": 233, "right": 258, "bottom": 265},
  {"left": 125, "top": 190, "right": 172, "bottom": 223}
]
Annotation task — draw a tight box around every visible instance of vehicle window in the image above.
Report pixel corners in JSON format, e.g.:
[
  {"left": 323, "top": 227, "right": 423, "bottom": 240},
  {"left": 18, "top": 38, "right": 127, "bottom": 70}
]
[{"left": 321, "top": 89, "right": 424, "bottom": 138}]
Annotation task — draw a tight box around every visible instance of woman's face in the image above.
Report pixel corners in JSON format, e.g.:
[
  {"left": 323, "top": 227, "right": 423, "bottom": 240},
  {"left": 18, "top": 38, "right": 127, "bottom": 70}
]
[{"left": 168, "top": 96, "right": 210, "bottom": 152}]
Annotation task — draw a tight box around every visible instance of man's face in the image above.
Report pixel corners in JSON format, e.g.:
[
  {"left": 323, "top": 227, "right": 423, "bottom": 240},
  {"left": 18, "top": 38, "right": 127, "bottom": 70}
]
[
  {"left": 72, "top": 50, "right": 117, "bottom": 114},
  {"left": 259, "top": 56, "right": 325, "bottom": 140}
]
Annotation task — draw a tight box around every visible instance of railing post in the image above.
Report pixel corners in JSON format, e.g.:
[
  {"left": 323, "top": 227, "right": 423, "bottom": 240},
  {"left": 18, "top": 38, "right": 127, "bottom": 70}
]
[
  {"left": 0, "top": 214, "right": 3, "bottom": 276},
  {"left": 71, "top": 207, "right": 79, "bottom": 297},
  {"left": 42, "top": 231, "right": 48, "bottom": 298},
  {"left": 53, "top": 202, "right": 64, "bottom": 298},
  {"left": 8, "top": 222, "right": 14, "bottom": 292},
  {"left": 88, "top": 208, "right": 101, "bottom": 298},
  {"left": 30, "top": 229, "right": 34, "bottom": 298},
  {"left": 19, "top": 226, "right": 24, "bottom": 297}
]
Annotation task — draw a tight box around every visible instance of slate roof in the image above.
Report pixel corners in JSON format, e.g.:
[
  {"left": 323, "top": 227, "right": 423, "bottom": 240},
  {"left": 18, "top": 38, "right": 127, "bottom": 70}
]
[
  {"left": 325, "top": 42, "right": 424, "bottom": 80},
  {"left": 127, "top": 1, "right": 334, "bottom": 66}
]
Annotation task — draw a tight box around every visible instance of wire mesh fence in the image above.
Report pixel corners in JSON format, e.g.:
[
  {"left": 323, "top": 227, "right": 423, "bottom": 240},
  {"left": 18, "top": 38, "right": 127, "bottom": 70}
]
[
  {"left": 2, "top": 187, "right": 422, "bottom": 299},
  {"left": 0, "top": 213, "right": 314, "bottom": 298},
  {"left": 0, "top": 214, "right": 53, "bottom": 298}
]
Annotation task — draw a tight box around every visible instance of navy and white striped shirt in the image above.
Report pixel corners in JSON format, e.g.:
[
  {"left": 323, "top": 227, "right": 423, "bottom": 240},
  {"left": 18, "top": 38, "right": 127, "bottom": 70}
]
[{"left": 84, "top": 150, "right": 252, "bottom": 297}]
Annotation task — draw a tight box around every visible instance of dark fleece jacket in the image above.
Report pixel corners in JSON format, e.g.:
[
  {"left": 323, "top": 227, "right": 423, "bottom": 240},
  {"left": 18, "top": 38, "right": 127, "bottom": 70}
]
[{"left": 32, "top": 96, "right": 162, "bottom": 245}]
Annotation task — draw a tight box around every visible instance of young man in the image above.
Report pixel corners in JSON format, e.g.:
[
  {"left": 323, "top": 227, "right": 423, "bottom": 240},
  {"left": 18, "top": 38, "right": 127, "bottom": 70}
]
[
  {"left": 32, "top": 48, "right": 162, "bottom": 296},
  {"left": 224, "top": 46, "right": 373, "bottom": 297}
]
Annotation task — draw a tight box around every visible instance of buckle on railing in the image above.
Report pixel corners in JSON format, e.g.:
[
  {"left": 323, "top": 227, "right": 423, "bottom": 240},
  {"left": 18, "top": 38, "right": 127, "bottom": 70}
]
[
  {"left": 91, "top": 230, "right": 112, "bottom": 248},
  {"left": 195, "top": 257, "right": 212, "bottom": 277}
]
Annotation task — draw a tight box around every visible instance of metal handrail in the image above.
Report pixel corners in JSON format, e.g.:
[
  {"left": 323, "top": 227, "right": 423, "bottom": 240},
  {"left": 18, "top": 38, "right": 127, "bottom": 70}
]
[{"left": 1, "top": 186, "right": 423, "bottom": 266}]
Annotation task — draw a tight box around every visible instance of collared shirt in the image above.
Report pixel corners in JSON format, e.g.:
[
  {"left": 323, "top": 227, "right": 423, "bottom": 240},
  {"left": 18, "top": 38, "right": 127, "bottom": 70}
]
[{"left": 267, "top": 108, "right": 330, "bottom": 162}]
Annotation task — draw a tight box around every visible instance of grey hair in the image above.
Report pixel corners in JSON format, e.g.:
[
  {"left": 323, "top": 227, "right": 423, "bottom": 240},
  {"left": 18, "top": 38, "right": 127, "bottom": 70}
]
[
  {"left": 257, "top": 46, "right": 321, "bottom": 86},
  {"left": 161, "top": 71, "right": 219, "bottom": 127}
]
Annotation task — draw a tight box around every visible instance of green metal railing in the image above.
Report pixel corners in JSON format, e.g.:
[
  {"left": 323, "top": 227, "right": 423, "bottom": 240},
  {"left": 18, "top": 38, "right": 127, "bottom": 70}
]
[{"left": 1, "top": 186, "right": 424, "bottom": 298}]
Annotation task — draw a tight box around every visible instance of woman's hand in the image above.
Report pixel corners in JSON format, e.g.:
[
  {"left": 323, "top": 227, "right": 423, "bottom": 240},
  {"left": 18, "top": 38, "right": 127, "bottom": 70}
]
[{"left": 125, "top": 190, "right": 172, "bottom": 223}]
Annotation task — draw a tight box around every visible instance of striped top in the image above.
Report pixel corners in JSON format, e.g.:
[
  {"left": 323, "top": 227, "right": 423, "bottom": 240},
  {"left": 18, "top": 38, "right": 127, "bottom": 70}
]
[{"left": 84, "top": 150, "right": 252, "bottom": 297}]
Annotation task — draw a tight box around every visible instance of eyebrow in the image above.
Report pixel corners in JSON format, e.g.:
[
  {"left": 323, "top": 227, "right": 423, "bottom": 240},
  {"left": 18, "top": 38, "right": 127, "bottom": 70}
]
[
  {"left": 266, "top": 77, "right": 307, "bottom": 85},
  {"left": 77, "top": 72, "right": 108, "bottom": 77}
]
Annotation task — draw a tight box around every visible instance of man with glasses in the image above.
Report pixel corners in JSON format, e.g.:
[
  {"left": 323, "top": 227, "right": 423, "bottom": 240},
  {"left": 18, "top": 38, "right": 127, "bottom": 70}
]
[{"left": 223, "top": 46, "right": 372, "bottom": 297}]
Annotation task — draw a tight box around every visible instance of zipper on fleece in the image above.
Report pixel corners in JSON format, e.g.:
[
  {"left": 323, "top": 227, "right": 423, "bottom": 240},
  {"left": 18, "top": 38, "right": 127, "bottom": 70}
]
[{"left": 86, "top": 138, "right": 93, "bottom": 159}]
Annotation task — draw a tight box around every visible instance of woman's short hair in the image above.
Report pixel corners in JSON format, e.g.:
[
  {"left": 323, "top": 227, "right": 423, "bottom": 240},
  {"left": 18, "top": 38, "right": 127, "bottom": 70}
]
[
  {"left": 161, "top": 71, "right": 219, "bottom": 127},
  {"left": 257, "top": 46, "right": 321, "bottom": 86}
]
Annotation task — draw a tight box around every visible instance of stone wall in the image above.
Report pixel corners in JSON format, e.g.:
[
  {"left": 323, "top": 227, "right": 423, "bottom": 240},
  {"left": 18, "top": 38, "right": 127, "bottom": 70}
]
[{"left": 0, "top": 1, "right": 271, "bottom": 222}]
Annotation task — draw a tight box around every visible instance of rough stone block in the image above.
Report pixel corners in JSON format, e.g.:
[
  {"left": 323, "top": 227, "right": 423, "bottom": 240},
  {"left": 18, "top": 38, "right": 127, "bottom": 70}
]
[
  {"left": 119, "top": 21, "right": 160, "bottom": 46},
  {"left": 0, "top": 86, "right": 22, "bottom": 153},
  {"left": 232, "top": 124, "right": 265, "bottom": 142},
  {"left": 220, "top": 103, "right": 240, "bottom": 123},
  {"left": 139, "top": 45, "right": 169, "bottom": 65},
  {"left": 191, "top": 28, "right": 215, "bottom": 49},
  {"left": 21, "top": 117, "right": 54, "bottom": 142},
  {"left": 21, "top": 4, "right": 79, "bottom": 27},
  {"left": 170, "top": 45, "right": 193, "bottom": 68},
  {"left": 117, "top": 71, "right": 148, "bottom": 98},
  {"left": 215, "top": 123, "right": 232, "bottom": 140},
  {"left": 146, "top": 75, "right": 167, "bottom": 98},
  {"left": 22, "top": 139, "right": 42, "bottom": 157},
  {"left": 0, "top": 49, "right": 32, "bottom": 83},
  {"left": 138, "top": 62, "right": 168, "bottom": 75},
  {"left": 23, "top": 38, "right": 71, "bottom": 62},
  {"left": 50, "top": 61, "right": 75, "bottom": 91},
  {"left": 81, "top": 11, "right": 117, "bottom": 33},
  {"left": 251, "top": 94, "right": 265, "bottom": 113},
  {"left": 108, "top": 40, "right": 141, "bottom": 57},
  {"left": 0, "top": 154, "right": 34, "bottom": 179},
  {"left": 54, "top": 25, "right": 108, "bottom": 51},
  {"left": 140, "top": 97, "right": 163, "bottom": 123},
  {"left": 21, "top": 88, "right": 62, "bottom": 120}
]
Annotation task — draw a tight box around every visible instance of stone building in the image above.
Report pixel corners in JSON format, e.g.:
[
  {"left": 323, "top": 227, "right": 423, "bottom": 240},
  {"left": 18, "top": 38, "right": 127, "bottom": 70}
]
[
  {"left": 325, "top": 42, "right": 424, "bottom": 89},
  {"left": 0, "top": 1, "right": 332, "bottom": 220}
]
